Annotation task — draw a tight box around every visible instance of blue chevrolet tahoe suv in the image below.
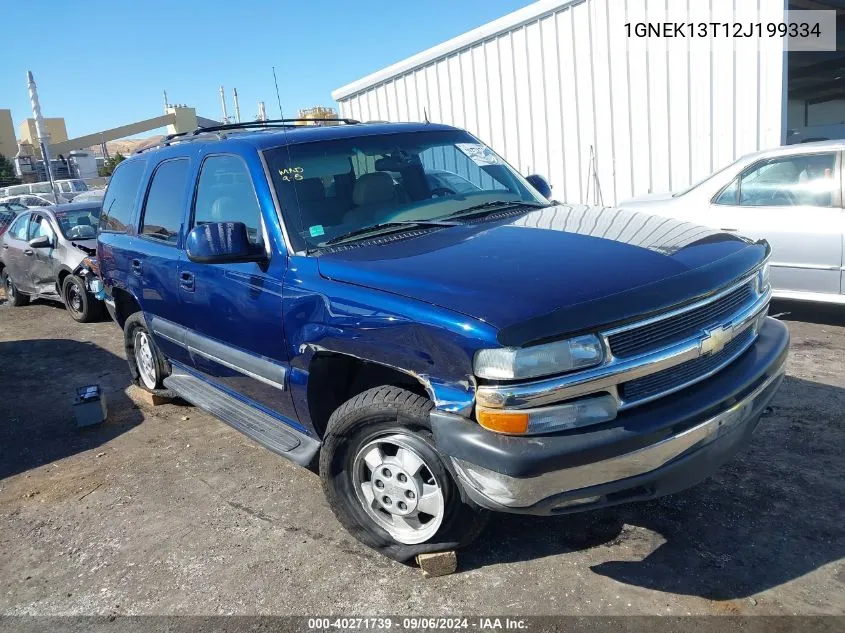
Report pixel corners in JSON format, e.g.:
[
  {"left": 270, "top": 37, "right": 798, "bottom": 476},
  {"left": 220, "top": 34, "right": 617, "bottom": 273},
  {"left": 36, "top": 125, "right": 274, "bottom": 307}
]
[{"left": 97, "top": 119, "right": 789, "bottom": 562}]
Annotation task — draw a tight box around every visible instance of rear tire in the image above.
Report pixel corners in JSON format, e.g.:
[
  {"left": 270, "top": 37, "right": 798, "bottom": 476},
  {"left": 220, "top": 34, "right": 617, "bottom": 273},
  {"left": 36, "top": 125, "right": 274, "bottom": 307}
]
[
  {"left": 62, "top": 275, "right": 103, "bottom": 323},
  {"left": 2, "top": 270, "right": 29, "bottom": 307},
  {"left": 123, "top": 312, "right": 175, "bottom": 397},
  {"left": 320, "top": 386, "right": 489, "bottom": 562}
]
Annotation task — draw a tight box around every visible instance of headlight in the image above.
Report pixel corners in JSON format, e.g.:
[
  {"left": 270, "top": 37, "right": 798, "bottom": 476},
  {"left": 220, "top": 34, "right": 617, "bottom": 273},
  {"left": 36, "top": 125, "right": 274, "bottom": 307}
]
[
  {"left": 757, "top": 261, "right": 770, "bottom": 293},
  {"left": 473, "top": 334, "right": 604, "bottom": 380}
]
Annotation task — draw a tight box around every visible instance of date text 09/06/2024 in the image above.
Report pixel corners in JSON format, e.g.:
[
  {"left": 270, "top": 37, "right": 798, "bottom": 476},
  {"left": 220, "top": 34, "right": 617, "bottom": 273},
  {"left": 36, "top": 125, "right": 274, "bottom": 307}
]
[{"left": 307, "top": 617, "right": 528, "bottom": 630}]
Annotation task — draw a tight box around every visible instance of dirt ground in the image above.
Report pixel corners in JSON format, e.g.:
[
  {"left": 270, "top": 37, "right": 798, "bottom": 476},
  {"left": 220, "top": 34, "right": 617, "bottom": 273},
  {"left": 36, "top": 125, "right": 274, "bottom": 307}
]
[{"left": 0, "top": 293, "right": 843, "bottom": 616}]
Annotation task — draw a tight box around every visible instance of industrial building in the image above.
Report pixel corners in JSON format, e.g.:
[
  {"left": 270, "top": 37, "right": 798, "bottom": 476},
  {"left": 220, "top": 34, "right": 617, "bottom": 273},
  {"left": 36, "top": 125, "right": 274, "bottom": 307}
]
[{"left": 332, "top": 0, "right": 845, "bottom": 206}]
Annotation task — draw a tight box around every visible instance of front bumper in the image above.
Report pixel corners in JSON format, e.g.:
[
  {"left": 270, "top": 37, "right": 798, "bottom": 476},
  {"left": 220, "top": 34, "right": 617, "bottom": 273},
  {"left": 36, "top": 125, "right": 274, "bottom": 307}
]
[{"left": 431, "top": 317, "right": 789, "bottom": 515}]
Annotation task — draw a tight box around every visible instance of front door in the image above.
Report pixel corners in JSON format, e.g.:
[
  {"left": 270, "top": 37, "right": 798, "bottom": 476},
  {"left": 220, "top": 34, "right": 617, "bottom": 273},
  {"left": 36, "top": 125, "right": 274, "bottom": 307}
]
[
  {"left": 26, "top": 213, "right": 58, "bottom": 294},
  {"left": 707, "top": 151, "right": 844, "bottom": 297},
  {"left": 177, "top": 152, "right": 298, "bottom": 424}
]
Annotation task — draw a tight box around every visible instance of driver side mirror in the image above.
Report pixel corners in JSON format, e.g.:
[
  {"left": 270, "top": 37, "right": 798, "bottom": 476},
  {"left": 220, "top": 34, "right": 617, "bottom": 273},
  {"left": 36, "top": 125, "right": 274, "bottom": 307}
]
[
  {"left": 29, "top": 235, "right": 52, "bottom": 249},
  {"left": 185, "top": 222, "right": 265, "bottom": 264},
  {"left": 526, "top": 174, "right": 552, "bottom": 199}
]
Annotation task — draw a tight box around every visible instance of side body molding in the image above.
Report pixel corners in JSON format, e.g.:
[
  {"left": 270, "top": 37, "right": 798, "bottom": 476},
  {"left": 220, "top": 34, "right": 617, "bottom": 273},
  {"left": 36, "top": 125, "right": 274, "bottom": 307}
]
[{"left": 148, "top": 315, "right": 287, "bottom": 391}]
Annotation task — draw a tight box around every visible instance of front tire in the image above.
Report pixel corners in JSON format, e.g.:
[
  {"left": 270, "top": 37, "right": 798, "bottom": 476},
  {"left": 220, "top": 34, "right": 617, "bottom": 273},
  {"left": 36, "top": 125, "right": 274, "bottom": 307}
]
[
  {"left": 123, "top": 312, "right": 173, "bottom": 396},
  {"left": 62, "top": 275, "right": 102, "bottom": 322},
  {"left": 320, "top": 386, "right": 489, "bottom": 562},
  {"left": 2, "top": 270, "right": 30, "bottom": 307}
]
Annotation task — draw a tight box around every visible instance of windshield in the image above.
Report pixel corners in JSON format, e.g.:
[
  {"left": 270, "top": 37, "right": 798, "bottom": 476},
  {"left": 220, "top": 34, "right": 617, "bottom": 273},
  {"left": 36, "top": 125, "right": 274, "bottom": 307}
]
[
  {"left": 264, "top": 130, "right": 547, "bottom": 251},
  {"left": 673, "top": 159, "right": 740, "bottom": 197},
  {"left": 54, "top": 206, "right": 100, "bottom": 239}
]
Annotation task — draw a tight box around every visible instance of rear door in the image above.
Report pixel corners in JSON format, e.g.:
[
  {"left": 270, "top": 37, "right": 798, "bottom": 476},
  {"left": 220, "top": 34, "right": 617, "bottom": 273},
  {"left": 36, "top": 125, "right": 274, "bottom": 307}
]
[
  {"left": 133, "top": 157, "right": 195, "bottom": 366},
  {"left": 706, "top": 151, "right": 843, "bottom": 297},
  {"left": 1, "top": 213, "right": 33, "bottom": 292},
  {"left": 26, "top": 213, "right": 58, "bottom": 294},
  {"left": 177, "top": 151, "right": 297, "bottom": 422}
]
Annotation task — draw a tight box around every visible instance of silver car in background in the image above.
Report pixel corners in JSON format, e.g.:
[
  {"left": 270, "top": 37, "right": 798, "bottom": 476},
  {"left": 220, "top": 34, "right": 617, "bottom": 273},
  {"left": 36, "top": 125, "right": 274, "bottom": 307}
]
[
  {"left": 0, "top": 201, "right": 104, "bottom": 322},
  {"left": 621, "top": 140, "right": 845, "bottom": 306}
]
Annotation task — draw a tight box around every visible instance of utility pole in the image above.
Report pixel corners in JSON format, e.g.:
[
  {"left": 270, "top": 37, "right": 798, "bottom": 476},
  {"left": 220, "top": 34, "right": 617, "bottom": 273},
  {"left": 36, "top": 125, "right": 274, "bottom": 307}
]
[
  {"left": 27, "top": 70, "right": 56, "bottom": 197},
  {"left": 233, "top": 88, "right": 241, "bottom": 123},
  {"left": 219, "top": 85, "right": 229, "bottom": 124}
]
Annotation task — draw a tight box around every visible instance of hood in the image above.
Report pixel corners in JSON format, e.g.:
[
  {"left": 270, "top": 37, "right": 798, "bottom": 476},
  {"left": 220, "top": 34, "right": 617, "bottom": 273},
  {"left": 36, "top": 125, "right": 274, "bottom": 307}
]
[
  {"left": 317, "top": 204, "right": 767, "bottom": 346},
  {"left": 619, "top": 191, "right": 677, "bottom": 206}
]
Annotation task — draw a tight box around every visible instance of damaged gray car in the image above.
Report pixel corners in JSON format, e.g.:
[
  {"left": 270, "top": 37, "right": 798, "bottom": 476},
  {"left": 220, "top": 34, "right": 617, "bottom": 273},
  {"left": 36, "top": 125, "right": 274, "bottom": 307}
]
[{"left": 0, "top": 202, "right": 104, "bottom": 322}]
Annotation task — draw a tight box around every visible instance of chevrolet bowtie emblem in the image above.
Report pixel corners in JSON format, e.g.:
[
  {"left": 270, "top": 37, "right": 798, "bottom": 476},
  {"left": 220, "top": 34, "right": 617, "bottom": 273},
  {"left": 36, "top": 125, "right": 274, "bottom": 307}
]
[{"left": 699, "top": 325, "right": 734, "bottom": 356}]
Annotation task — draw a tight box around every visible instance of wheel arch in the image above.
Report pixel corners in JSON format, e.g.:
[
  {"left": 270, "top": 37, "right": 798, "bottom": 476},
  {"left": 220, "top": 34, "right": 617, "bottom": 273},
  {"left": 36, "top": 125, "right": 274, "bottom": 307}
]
[
  {"left": 110, "top": 286, "right": 143, "bottom": 329},
  {"left": 305, "top": 351, "right": 433, "bottom": 439}
]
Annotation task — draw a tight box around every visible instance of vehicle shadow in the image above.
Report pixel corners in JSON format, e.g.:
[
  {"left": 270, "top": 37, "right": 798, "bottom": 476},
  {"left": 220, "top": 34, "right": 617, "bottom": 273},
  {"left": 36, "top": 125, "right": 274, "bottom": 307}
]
[
  {"left": 0, "top": 338, "right": 144, "bottom": 479},
  {"left": 460, "top": 375, "right": 845, "bottom": 600},
  {"left": 769, "top": 298, "right": 845, "bottom": 328}
]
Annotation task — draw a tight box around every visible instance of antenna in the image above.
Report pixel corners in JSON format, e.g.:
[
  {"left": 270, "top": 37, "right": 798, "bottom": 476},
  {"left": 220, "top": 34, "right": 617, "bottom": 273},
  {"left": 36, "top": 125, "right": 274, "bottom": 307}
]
[{"left": 272, "top": 66, "right": 284, "bottom": 118}]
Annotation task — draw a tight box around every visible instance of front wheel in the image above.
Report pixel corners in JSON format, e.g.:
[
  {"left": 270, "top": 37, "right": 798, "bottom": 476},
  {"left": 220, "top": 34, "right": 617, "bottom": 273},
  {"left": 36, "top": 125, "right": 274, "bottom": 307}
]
[
  {"left": 320, "top": 386, "right": 489, "bottom": 562},
  {"left": 62, "top": 275, "right": 102, "bottom": 322},
  {"left": 2, "top": 270, "right": 30, "bottom": 307}
]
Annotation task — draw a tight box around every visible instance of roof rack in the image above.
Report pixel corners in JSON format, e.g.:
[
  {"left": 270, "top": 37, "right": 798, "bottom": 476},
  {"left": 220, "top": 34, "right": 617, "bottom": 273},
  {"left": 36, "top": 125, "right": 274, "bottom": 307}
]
[
  {"left": 133, "top": 118, "right": 361, "bottom": 154},
  {"left": 193, "top": 118, "right": 360, "bottom": 134}
]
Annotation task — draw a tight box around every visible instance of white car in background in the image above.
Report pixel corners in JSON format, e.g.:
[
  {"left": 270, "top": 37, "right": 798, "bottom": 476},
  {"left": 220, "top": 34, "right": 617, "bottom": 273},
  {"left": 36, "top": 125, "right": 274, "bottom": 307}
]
[
  {"left": 621, "top": 140, "right": 845, "bottom": 306},
  {"left": 0, "top": 193, "right": 65, "bottom": 208},
  {"left": 70, "top": 189, "right": 105, "bottom": 203}
]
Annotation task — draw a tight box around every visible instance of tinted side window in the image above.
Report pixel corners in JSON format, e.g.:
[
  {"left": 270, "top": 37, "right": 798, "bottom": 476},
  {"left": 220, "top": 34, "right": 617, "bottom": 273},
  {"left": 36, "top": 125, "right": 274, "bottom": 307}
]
[
  {"left": 100, "top": 160, "right": 146, "bottom": 233},
  {"left": 8, "top": 214, "right": 29, "bottom": 240},
  {"left": 193, "top": 155, "right": 263, "bottom": 245},
  {"left": 139, "top": 159, "right": 191, "bottom": 244},
  {"left": 739, "top": 153, "right": 837, "bottom": 208}
]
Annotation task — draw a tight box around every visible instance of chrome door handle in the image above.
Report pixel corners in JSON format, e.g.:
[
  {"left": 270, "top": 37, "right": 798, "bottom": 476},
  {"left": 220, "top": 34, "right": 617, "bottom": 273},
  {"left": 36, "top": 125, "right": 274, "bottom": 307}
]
[
  {"left": 720, "top": 228, "right": 738, "bottom": 232},
  {"left": 23, "top": 249, "right": 34, "bottom": 256}
]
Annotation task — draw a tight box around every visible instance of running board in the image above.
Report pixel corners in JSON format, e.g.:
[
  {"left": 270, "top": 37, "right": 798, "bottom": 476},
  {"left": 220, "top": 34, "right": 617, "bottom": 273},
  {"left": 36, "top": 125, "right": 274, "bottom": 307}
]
[{"left": 164, "top": 372, "right": 321, "bottom": 468}]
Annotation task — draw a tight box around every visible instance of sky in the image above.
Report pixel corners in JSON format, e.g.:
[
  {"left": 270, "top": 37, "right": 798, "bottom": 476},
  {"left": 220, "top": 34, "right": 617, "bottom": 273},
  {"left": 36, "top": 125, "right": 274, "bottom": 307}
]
[{"left": 1, "top": 0, "right": 533, "bottom": 139}]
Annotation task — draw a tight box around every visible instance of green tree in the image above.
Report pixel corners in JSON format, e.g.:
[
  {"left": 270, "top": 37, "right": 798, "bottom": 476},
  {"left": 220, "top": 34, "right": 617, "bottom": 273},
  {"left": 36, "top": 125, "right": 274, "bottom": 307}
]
[
  {"left": 98, "top": 152, "right": 126, "bottom": 177},
  {"left": 0, "top": 153, "right": 21, "bottom": 187}
]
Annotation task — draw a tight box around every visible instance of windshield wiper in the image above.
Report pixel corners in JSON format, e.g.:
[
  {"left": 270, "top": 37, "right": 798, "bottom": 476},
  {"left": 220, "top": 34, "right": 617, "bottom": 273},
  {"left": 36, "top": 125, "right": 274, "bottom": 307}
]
[
  {"left": 322, "top": 220, "right": 455, "bottom": 247},
  {"left": 434, "top": 200, "right": 549, "bottom": 222}
]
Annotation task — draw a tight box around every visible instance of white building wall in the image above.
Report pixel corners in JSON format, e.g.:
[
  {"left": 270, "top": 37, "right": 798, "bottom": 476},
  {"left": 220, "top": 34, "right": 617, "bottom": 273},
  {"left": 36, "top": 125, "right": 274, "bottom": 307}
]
[{"left": 333, "top": 0, "right": 786, "bottom": 206}]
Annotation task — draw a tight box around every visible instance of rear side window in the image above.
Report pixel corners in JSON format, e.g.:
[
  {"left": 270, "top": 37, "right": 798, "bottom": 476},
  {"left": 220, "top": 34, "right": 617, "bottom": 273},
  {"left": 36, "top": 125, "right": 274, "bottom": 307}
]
[
  {"left": 139, "top": 158, "right": 191, "bottom": 244},
  {"left": 193, "top": 155, "right": 264, "bottom": 245},
  {"left": 7, "top": 214, "right": 29, "bottom": 240},
  {"left": 100, "top": 160, "right": 146, "bottom": 233}
]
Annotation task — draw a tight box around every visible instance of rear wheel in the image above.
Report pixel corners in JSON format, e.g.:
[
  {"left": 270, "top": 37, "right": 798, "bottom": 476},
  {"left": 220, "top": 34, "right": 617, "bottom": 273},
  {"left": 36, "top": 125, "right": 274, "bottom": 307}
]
[
  {"left": 320, "top": 386, "right": 489, "bottom": 562},
  {"left": 2, "top": 270, "right": 29, "bottom": 307},
  {"left": 123, "top": 312, "right": 174, "bottom": 396},
  {"left": 62, "top": 275, "right": 102, "bottom": 322}
]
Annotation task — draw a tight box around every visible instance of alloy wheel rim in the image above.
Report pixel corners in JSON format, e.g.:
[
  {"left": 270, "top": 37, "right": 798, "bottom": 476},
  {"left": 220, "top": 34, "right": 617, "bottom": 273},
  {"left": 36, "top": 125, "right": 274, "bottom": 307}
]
[
  {"left": 134, "top": 331, "right": 157, "bottom": 390},
  {"left": 352, "top": 433, "right": 445, "bottom": 545}
]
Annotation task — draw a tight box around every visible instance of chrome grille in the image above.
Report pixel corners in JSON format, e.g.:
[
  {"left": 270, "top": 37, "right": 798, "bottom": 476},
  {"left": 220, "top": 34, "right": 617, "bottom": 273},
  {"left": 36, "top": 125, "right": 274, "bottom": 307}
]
[
  {"left": 620, "top": 327, "right": 756, "bottom": 404},
  {"left": 608, "top": 282, "right": 755, "bottom": 358}
]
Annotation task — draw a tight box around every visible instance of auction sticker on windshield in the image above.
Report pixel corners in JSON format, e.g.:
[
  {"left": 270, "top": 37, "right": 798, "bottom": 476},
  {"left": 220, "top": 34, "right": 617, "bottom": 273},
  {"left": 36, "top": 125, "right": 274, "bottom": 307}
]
[{"left": 456, "top": 143, "right": 499, "bottom": 166}]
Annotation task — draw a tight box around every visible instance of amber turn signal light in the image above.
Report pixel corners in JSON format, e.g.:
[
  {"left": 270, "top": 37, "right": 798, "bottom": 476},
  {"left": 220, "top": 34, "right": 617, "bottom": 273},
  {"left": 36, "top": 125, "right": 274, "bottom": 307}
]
[{"left": 476, "top": 409, "right": 529, "bottom": 435}]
